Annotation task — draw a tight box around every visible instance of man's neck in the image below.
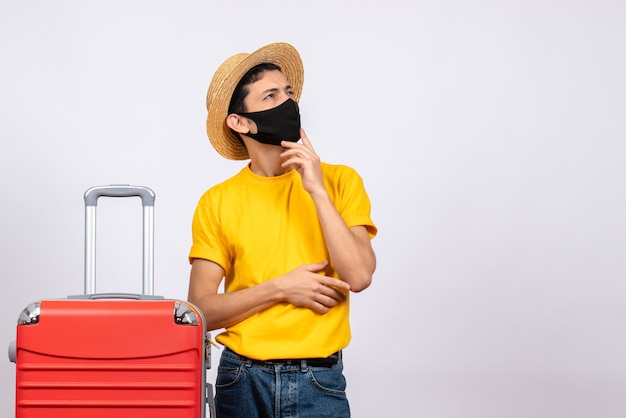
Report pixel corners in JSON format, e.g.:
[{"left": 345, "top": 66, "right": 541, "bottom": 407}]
[{"left": 243, "top": 137, "right": 291, "bottom": 177}]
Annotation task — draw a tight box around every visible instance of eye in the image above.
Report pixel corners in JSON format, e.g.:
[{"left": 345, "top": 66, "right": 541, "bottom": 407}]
[{"left": 263, "top": 93, "right": 275, "bottom": 100}]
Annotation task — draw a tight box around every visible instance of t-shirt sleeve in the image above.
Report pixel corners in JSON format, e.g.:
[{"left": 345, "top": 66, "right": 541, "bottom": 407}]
[
  {"left": 334, "top": 166, "right": 377, "bottom": 239},
  {"left": 188, "top": 191, "right": 231, "bottom": 274}
]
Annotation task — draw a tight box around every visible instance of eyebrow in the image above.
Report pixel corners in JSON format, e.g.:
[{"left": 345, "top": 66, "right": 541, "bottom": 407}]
[{"left": 259, "top": 85, "right": 294, "bottom": 97}]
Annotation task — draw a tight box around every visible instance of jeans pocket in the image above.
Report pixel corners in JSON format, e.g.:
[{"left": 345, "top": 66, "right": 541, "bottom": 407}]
[
  {"left": 307, "top": 363, "right": 347, "bottom": 395},
  {"left": 216, "top": 365, "right": 243, "bottom": 388},
  {"left": 216, "top": 354, "right": 245, "bottom": 389}
]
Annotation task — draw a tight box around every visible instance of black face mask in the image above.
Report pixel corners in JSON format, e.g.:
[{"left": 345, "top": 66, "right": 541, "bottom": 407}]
[{"left": 237, "top": 99, "right": 301, "bottom": 146}]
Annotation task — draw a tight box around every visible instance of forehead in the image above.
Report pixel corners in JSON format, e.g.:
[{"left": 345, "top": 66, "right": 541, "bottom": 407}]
[{"left": 247, "top": 69, "right": 291, "bottom": 92}]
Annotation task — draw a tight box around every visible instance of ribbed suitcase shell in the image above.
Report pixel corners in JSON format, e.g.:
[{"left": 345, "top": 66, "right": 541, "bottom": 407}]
[{"left": 14, "top": 299, "right": 206, "bottom": 418}]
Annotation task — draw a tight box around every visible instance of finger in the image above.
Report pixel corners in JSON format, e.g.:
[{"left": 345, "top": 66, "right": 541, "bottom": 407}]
[
  {"left": 318, "top": 293, "right": 342, "bottom": 307},
  {"left": 280, "top": 148, "right": 305, "bottom": 160},
  {"left": 302, "top": 261, "right": 329, "bottom": 273},
  {"left": 300, "top": 129, "right": 315, "bottom": 151},
  {"left": 300, "top": 128, "right": 309, "bottom": 144},
  {"left": 320, "top": 288, "right": 347, "bottom": 303},
  {"left": 281, "top": 141, "right": 310, "bottom": 156},
  {"left": 311, "top": 302, "right": 331, "bottom": 314},
  {"left": 280, "top": 139, "right": 298, "bottom": 149},
  {"left": 319, "top": 276, "right": 351, "bottom": 291}
]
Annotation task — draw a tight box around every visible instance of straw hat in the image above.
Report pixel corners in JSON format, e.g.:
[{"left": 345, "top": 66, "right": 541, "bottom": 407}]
[{"left": 206, "top": 42, "right": 304, "bottom": 160}]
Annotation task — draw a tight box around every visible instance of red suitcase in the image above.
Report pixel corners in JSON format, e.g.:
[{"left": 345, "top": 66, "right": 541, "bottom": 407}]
[{"left": 9, "top": 185, "right": 213, "bottom": 418}]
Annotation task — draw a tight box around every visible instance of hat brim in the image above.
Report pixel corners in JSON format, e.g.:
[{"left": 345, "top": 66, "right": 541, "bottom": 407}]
[{"left": 206, "top": 42, "right": 304, "bottom": 160}]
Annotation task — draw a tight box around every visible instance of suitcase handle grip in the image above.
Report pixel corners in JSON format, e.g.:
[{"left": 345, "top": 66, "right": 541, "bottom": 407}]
[
  {"left": 84, "top": 185, "right": 155, "bottom": 207},
  {"left": 83, "top": 185, "right": 156, "bottom": 295},
  {"left": 68, "top": 293, "right": 165, "bottom": 300}
]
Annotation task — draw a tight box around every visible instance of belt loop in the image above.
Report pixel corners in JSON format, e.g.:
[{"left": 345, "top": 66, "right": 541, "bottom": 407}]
[
  {"left": 300, "top": 360, "right": 308, "bottom": 372},
  {"left": 244, "top": 359, "right": 253, "bottom": 368}
]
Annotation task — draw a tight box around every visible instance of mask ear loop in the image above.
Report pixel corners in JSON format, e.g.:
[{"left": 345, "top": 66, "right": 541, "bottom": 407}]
[
  {"left": 226, "top": 113, "right": 253, "bottom": 135},
  {"left": 235, "top": 99, "right": 301, "bottom": 146}
]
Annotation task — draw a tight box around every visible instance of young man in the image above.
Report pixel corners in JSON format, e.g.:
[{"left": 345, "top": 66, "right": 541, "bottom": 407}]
[{"left": 188, "top": 42, "right": 377, "bottom": 417}]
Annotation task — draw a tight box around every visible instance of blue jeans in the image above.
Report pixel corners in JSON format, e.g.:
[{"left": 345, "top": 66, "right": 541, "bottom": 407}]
[{"left": 215, "top": 347, "right": 350, "bottom": 418}]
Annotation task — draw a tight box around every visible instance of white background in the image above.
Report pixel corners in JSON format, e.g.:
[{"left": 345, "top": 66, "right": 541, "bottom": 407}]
[{"left": 1, "top": 1, "right": 625, "bottom": 417}]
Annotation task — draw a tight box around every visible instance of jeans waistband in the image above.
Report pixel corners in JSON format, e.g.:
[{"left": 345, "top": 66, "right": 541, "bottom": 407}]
[{"left": 224, "top": 347, "right": 342, "bottom": 368}]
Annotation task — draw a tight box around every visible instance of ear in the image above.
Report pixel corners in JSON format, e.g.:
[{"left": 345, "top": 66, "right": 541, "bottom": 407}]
[{"left": 226, "top": 114, "right": 250, "bottom": 134}]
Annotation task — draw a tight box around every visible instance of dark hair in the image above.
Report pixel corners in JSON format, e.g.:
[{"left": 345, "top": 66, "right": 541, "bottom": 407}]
[{"left": 228, "top": 63, "right": 282, "bottom": 114}]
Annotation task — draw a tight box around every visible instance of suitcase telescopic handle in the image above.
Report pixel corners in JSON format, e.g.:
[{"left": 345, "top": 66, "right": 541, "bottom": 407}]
[
  {"left": 84, "top": 185, "right": 156, "bottom": 207},
  {"left": 83, "top": 185, "right": 156, "bottom": 296}
]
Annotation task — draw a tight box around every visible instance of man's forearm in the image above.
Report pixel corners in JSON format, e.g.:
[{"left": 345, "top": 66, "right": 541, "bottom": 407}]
[{"left": 310, "top": 190, "right": 376, "bottom": 292}]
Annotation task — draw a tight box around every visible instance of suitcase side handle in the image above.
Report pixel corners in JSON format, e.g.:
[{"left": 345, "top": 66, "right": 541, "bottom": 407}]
[{"left": 83, "top": 185, "right": 156, "bottom": 296}]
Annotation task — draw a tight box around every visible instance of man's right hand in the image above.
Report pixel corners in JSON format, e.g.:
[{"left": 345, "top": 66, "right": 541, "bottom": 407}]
[{"left": 272, "top": 261, "right": 351, "bottom": 314}]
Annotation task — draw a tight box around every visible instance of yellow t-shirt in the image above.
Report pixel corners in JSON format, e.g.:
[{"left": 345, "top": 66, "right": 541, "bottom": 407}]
[{"left": 189, "top": 163, "right": 376, "bottom": 360}]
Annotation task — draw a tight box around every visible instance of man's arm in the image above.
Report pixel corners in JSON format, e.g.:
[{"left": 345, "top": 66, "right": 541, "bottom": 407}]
[
  {"left": 280, "top": 130, "right": 377, "bottom": 292},
  {"left": 188, "top": 258, "right": 278, "bottom": 330},
  {"left": 188, "top": 258, "right": 351, "bottom": 331},
  {"left": 311, "top": 212, "right": 376, "bottom": 293}
]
